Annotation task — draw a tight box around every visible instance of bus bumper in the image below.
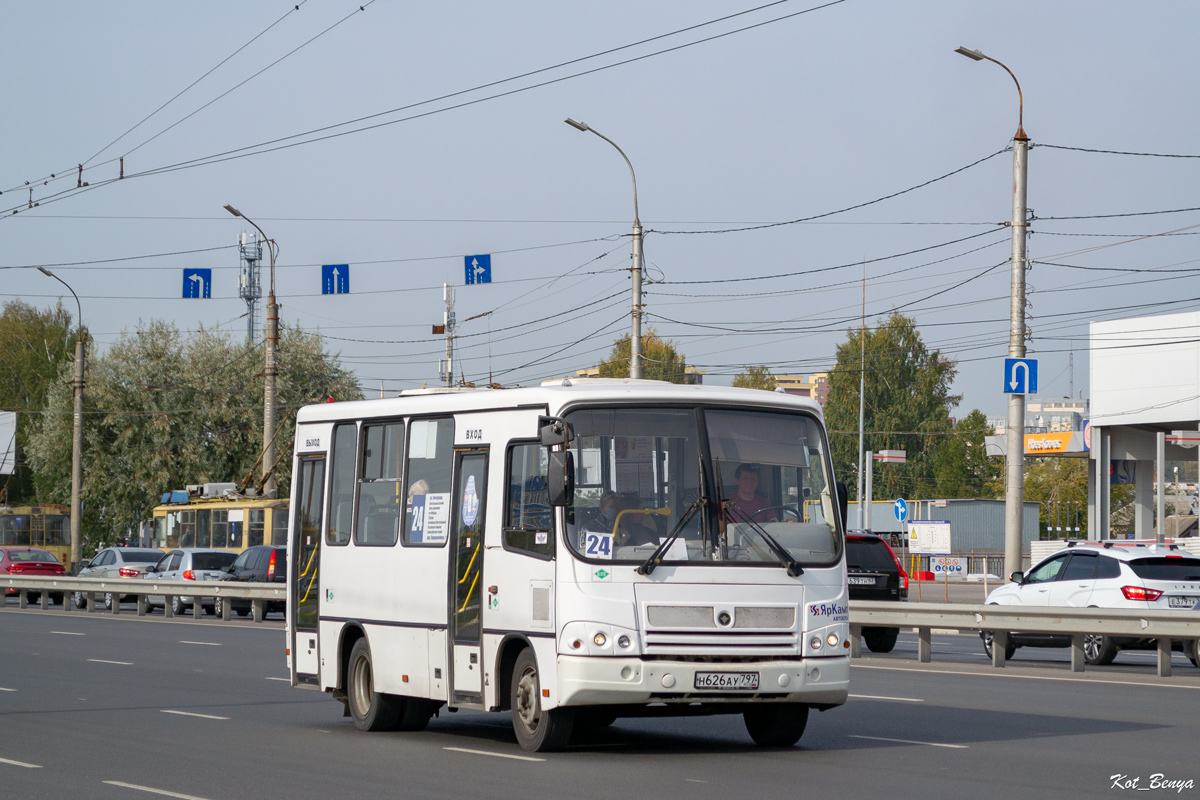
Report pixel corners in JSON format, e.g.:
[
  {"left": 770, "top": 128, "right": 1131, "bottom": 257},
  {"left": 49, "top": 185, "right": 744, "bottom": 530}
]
[{"left": 555, "top": 654, "right": 849, "bottom": 708}]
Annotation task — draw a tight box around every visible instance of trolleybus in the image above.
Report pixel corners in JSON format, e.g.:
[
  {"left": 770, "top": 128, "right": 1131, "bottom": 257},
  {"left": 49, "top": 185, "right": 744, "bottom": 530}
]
[
  {"left": 0, "top": 504, "right": 70, "bottom": 566},
  {"left": 147, "top": 490, "right": 288, "bottom": 552},
  {"left": 286, "top": 379, "right": 850, "bottom": 751}
]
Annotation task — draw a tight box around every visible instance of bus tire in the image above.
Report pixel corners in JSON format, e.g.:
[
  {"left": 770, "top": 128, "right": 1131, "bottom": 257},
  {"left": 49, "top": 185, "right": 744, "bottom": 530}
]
[
  {"left": 744, "top": 703, "right": 809, "bottom": 747},
  {"left": 347, "top": 638, "right": 401, "bottom": 732},
  {"left": 510, "top": 648, "right": 573, "bottom": 752},
  {"left": 575, "top": 707, "right": 619, "bottom": 728},
  {"left": 395, "top": 697, "right": 437, "bottom": 732}
]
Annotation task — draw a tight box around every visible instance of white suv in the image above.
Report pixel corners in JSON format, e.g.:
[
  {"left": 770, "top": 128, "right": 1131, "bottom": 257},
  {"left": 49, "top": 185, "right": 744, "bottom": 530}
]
[{"left": 980, "top": 542, "right": 1200, "bottom": 666}]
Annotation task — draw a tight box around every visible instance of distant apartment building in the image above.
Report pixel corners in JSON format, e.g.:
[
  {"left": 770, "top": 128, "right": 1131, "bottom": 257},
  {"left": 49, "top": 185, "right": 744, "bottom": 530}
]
[{"left": 775, "top": 373, "right": 829, "bottom": 406}]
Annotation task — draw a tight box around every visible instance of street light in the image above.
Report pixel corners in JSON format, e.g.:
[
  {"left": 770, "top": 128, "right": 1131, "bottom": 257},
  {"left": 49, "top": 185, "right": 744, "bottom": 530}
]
[
  {"left": 956, "top": 46, "right": 1030, "bottom": 580},
  {"left": 37, "top": 267, "right": 85, "bottom": 573},
  {"left": 224, "top": 204, "right": 278, "bottom": 497},
  {"left": 564, "top": 118, "right": 644, "bottom": 379}
]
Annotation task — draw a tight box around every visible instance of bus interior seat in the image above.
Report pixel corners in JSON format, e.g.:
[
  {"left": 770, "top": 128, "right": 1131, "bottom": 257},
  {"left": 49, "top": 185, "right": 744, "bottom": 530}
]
[{"left": 363, "top": 509, "right": 398, "bottom": 544}]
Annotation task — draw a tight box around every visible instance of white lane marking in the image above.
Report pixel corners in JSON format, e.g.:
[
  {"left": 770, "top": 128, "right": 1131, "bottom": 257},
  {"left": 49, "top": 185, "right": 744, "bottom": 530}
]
[
  {"left": 850, "top": 693, "right": 924, "bottom": 702},
  {"left": 103, "top": 781, "right": 211, "bottom": 799},
  {"left": 443, "top": 746, "right": 545, "bottom": 763},
  {"left": 686, "top": 779, "right": 708, "bottom": 783},
  {"left": 265, "top": 677, "right": 289, "bottom": 681},
  {"left": 160, "top": 710, "right": 229, "bottom": 721},
  {"left": 0, "top": 756, "right": 41, "bottom": 768},
  {"left": 178, "top": 641, "right": 221, "bottom": 646},
  {"left": 849, "top": 734, "right": 967, "bottom": 749},
  {"left": 0, "top": 688, "right": 16, "bottom": 692},
  {"left": 852, "top": 663, "right": 1200, "bottom": 690},
  {"left": 50, "top": 631, "right": 85, "bottom": 636},
  {"left": 88, "top": 659, "right": 133, "bottom": 666}
]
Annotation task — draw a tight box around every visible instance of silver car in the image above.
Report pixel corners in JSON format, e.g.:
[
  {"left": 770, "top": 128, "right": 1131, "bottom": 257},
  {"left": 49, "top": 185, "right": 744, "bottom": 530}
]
[
  {"left": 73, "top": 547, "right": 165, "bottom": 610},
  {"left": 145, "top": 548, "right": 237, "bottom": 615}
]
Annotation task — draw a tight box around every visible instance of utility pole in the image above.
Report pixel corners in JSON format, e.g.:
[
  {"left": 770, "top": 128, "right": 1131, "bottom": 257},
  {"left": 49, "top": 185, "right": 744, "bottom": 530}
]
[
  {"left": 956, "top": 46, "right": 1030, "bottom": 581},
  {"left": 857, "top": 271, "right": 866, "bottom": 529},
  {"left": 440, "top": 283, "right": 456, "bottom": 387}
]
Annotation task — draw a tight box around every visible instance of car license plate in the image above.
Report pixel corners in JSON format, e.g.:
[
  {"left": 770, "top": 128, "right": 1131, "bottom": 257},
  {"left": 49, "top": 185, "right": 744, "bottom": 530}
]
[
  {"left": 694, "top": 671, "right": 759, "bottom": 691},
  {"left": 848, "top": 576, "right": 876, "bottom": 585},
  {"left": 1168, "top": 596, "right": 1198, "bottom": 609}
]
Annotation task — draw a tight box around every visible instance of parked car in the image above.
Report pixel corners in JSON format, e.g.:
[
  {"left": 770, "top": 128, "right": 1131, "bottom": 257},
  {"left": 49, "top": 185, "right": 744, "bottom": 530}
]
[
  {"left": 74, "top": 547, "right": 166, "bottom": 610},
  {"left": 212, "top": 545, "right": 287, "bottom": 617},
  {"left": 1, "top": 547, "right": 66, "bottom": 604},
  {"left": 145, "top": 548, "right": 238, "bottom": 615},
  {"left": 980, "top": 542, "right": 1200, "bottom": 666},
  {"left": 845, "top": 531, "right": 908, "bottom": 653}
]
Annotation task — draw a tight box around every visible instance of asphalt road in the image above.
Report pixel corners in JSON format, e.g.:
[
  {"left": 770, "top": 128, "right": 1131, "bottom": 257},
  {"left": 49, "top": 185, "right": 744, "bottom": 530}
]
[{"left": 1, "top": 603, "right": 1197, "bottom": 800}]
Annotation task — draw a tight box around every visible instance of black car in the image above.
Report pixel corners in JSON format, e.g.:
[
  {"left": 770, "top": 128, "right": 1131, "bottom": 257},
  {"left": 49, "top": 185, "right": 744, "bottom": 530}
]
[
  {"left": 213, "top": 545, "right": 286, "bottom": 617},
  {"left": 845, "top": 531, "right": 908, "bottom": 653}
]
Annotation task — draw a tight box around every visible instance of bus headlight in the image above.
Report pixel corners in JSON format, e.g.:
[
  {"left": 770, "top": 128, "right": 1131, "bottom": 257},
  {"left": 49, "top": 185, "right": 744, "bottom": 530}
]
[
  {"left": 593, "top": 633, "right": 607, "bottom": 647},
  {"left": 809, "top": 635, "right": 823, "bottom": 650},
  {"left": 826, "top": 633, "right": 839, "bottom": 647}
]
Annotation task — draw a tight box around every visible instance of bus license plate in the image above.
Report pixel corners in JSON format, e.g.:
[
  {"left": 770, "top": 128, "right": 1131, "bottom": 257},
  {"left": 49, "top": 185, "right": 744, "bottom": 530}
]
[
  {"left": 848, "top": 576, "right": 875, "bottom": 585},
  {"left": 694, "top": 671, "right": 759, "bottom": 691},
  {"left": 1168, "top": 596, "right": 1198, "bottom": 609}
]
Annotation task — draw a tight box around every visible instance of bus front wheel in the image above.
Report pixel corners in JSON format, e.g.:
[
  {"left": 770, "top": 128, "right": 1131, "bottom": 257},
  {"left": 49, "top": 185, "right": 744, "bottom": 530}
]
[
  {"left": 744, "top": 703, "right": 809, "bottom": 747},
  {"left": 347, "top": 638, "right": 401, "bottom": 732},
  {"left": 510, "top": 649, "right": 573, "bottom": 752}
]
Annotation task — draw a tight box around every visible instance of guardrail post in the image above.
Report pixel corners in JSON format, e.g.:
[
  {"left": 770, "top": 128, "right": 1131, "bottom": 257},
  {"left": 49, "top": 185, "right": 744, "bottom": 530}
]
[
  {"left": 62, "top": 589, "right": 73, "bottom": 612},
  {"left": 40, "top": 591, "right": 50, "bottom": 609},
  {"left": 917, "top": 627, "right": 932, "bottom": 663},
  {"left": 164, "top": 596, "right": 174, "bottom": 618},
  {"left": 1069, "top": 635, "right": 1085, "bottom": 672},
  {"left": 991, "top": 631, "right": 1007, "bottom": 668},
  {"left": 252, "top": 599, "right": 265, "bottom": 623},
  {"left": 18, "top": 588, "right": 28, "bottom": 609},
  {"left": 111, "top": 592, "right": 120, "bottom": 615},
  {"left": 137, "top": 594, "right": 148, "bottom": 617},
  {"left": 1157, "top": 638, "right": 1172, "bottom": 678},
  {"left": 192, "top": 597, "right": 202, "bottom": 619},
  {"left": 221, "top": 595, "right": 232, "bottom": 621},
  {"left": 849, "top": 625, "right": 862, "bottom": 658},
  {"left": 88, "top": 592, "right": 99, "bottom": 613}
]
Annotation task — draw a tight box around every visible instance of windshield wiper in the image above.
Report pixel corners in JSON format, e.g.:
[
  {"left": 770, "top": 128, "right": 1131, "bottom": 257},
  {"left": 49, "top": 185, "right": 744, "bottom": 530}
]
[
  {"left": 637, "top": 496, "right": 705, "bottom": 576},
  {"left": 724, "top": 502, "right": 804, "bottom": 577}
]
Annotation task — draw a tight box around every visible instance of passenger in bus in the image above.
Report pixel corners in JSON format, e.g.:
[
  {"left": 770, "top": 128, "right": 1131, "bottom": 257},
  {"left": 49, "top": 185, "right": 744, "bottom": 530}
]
[
  {"left": 725, "top": 463, "right": 778, "bottom": 524},
  {"left": 583, "top": 491, "right": 620, "bottom": 533},
  {"left": 407, "top": 479, "right": 430, "bottom": 503}
]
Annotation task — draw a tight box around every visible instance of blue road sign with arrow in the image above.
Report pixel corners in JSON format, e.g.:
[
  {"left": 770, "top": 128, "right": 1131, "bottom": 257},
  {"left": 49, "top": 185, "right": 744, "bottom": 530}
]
[
  {"left": 322, "top": 264, "right": 349, "bottom": 295},
  {"left": 1003, "top": 357, "right": 1038, "bottom": 395},
  {"left": 893, "top": 497, "right": 908, "bottom": 522},
  {"left": 182, "top": 268, "right": 211, "bottom": 299},
  {"left": 465, "top": 254, "right": 491, "bottom": 285}
]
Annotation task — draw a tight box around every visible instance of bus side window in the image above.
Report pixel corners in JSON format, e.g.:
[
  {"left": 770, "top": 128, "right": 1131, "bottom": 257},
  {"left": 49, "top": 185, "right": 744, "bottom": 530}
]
[
  {"left": 356, "top": 421, "right": 404, "bottom": 547},
  {"left": 503, "top": 443, "right": 553, "bottom": 559},
  {"left": 248, "top": 509, "right": 265, "bottom": 548},
  {"left": 403, "top": 418, "right": 454, "bottom": 546},
  {"left": 327, "top": 422, "right": 357, "bottom": 545}
]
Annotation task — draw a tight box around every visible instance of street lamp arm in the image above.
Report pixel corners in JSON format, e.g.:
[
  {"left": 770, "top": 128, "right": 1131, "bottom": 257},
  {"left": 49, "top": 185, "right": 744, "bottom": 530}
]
[
  {"left": 955, "top": 47, "right": 1026, "bottom": 140},
  {"left": 37, "top": 267, "right": 83, "bottom": 339},
  {"left": 564, "top": 120, "right": 639, "bottom": 226}
]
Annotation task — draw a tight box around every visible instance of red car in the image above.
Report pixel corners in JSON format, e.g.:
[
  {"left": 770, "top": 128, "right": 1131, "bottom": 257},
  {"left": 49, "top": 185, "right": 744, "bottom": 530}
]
[{"left": 1, "top": 547, "right": 67, "bottom": 604}]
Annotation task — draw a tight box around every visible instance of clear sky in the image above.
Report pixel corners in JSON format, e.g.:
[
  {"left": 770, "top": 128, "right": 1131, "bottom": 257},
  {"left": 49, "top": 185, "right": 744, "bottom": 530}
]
[{"left": 4, "top": 1, "right": 1198, "bottom": 418}]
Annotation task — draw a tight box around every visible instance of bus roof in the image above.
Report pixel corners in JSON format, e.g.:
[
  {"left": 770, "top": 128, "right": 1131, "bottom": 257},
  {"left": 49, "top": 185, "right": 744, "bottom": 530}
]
[
  {"left": 294, "top": 378, "right": 824, "bottom": 425},
  {"left": 151, "top": 495, "right": 288, "bottom": 514}
]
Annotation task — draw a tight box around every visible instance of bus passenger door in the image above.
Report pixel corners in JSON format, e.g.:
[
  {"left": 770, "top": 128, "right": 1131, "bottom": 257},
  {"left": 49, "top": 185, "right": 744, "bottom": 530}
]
[
  {"left": 450, "top": 449, "right": 488, "bottom": 704},
  {"left": 291, "top": 456, "right": 325, "bottom": 686}
]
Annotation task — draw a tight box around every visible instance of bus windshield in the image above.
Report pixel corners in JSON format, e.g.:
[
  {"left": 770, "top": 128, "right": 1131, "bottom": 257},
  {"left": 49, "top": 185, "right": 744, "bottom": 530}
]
[{"left": 564, "top": 406, "right": 840, "bottom": 567}]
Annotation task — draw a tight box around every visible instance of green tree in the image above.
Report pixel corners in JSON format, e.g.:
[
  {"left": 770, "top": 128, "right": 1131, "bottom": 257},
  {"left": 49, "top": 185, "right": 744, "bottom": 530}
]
[
  {"left": 598, "top": 328, "right": 691, "bottom": 383},
  {"left": 932, "top": 409, "right": 998, "bottom": 498},
  {"left": 1022, "top": 457, "right": 1094, "bottom": 539},
  {"left": 0, "top": 300, "right": 77, "bottom": 503},
  {"left": 732, "top": 365, "right": 777, "bottom": 391},
  {"left": 27, "top": 321, "right": 361, "bottom": 550},
  {"left": 824, "top": 313, "right": 962, "bottom": 501}
]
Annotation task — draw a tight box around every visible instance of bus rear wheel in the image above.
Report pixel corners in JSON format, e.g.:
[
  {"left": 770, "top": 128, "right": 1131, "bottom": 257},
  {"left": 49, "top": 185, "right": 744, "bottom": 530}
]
[
  {"left": 510, "top": 649, "right": 573, "bottom": 752},
  {"left": 744, "top": 703, "right": 809, "bottom": 747},
  {"left": 347, "top": 638, "right": 401, "bottom": 732}
]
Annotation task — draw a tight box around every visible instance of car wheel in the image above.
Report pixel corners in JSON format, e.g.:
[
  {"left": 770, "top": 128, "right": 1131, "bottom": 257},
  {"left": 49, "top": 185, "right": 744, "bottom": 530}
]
[
  {"left": 347, "top": 638, "right": 402, "bottom": 731},
  {"left": 981, "top": 631, "right": 1017, "bottom": 661},
  {"left": 28, "top": 592, "right": 41, "bottom": 604},
  {"left": 743, "top": 703, "right": 809, "bottom": 747},
  {"left": 236, "top": 608, "right": 251, "bottom": 618},
  {"left": 171, "top": 596, "right": 185, "bottom": 616},
  {"left": 73, "top": 591, "right": 87, "bottom": 610},
  {"left": 1188, "top": 639, "right": 1200, "bottom": 669},
  {"left": 213, "top": 597, "right": 223, "bottom": 618},
  {"left": 863, "top": 627, "right": 899, "bottom": 654},
  {"left": 511, "top": 648, "right": 573, "bottom": 751},
  {"left": 103, "top": 593, "right": 113, "bottom": 611},
  {"left": 1083, "top": 634, "right": 1118, "bottom": 666}
]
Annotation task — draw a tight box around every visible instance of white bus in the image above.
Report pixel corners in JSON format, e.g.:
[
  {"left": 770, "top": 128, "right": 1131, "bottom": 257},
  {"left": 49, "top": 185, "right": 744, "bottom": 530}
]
[{"left": 286, "top": 379, "right": 850, "bottom": 751}]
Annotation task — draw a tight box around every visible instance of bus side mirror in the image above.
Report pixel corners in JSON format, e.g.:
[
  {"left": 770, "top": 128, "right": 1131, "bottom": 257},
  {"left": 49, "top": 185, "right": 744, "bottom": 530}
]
[
  {"left": 538, "top": 416, "right": 571, "bottom": 447},
  {"left": 835, "top": 481, "right": 848, "bottom": 531},
  {"left": 547, "top": 450, "right": 575, "bottom": 507}
]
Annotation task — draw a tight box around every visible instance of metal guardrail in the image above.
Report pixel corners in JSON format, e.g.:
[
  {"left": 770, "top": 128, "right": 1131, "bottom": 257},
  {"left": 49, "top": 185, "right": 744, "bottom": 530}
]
[
  {"left": 850, "top": 601, "right": 1200, "bottom": 678},
  {"left": 1, "top": 576, "right": 284, "bottom": 622}
]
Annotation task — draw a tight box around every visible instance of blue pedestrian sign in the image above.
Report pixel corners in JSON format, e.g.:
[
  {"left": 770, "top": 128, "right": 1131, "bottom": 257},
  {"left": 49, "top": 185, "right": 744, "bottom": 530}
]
[
  {"left": 322, "top": 264, "right": 349, "bottom": 295},
  {"left": 465, "top": 254, "right": 491, "bottom": 285},
  {"left": 1003, "top": 357, "right": 1038, "bottom": 395},
  {"left": 893, "top": 497, "right": 908, "bottom": 523},
  {"left": 182, "top": 268, "right": 211, "bottom": 299}
]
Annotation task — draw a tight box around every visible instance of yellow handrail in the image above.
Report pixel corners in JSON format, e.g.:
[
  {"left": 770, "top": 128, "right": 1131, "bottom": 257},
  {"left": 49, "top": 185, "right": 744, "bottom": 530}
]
[
  {"left": 457, "top": 541, "right": 481, "bottom": 585},
  {"left": 457, "top": 570, "right": 480, "bottom": 614},
  {"left": 298, "top": 535, "right": 319, "bottom": 604}
]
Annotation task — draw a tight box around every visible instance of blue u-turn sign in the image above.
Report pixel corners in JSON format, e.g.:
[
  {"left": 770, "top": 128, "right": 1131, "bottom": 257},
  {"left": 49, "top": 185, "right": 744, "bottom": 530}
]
[{"left": 1003, "top": 358, "right": 1038, "bottom": 395}]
